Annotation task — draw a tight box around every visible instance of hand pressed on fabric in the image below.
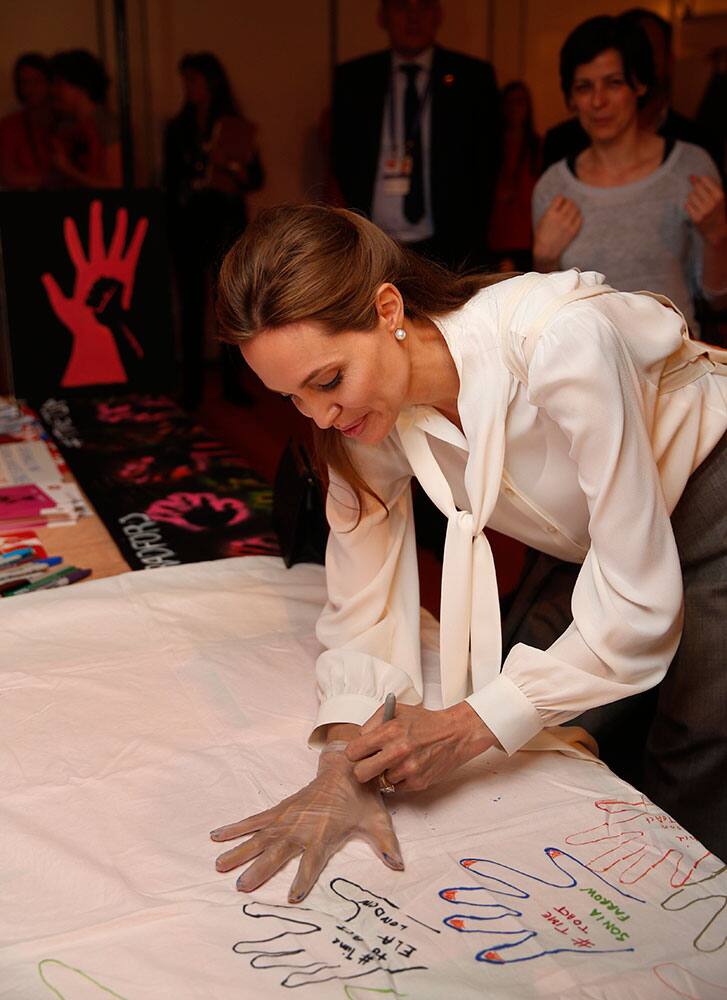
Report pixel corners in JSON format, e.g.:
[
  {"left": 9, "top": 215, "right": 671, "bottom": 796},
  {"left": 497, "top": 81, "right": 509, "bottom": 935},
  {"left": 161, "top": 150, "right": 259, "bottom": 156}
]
[
  {"left": 346, "top": 702, "right": 496, "bottom": 793},
  {"left": 211, "top": 748, "right": 404, "bottom": 903}
]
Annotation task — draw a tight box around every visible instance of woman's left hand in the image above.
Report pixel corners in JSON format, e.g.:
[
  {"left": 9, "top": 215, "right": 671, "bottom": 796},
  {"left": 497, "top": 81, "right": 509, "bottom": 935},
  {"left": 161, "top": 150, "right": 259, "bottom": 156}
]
[
  {"left": 686, "top": 174, "right": 727, "bottom": 245},
  {"left": 345, "top": 702, "right": 497, "bottom": 793}
]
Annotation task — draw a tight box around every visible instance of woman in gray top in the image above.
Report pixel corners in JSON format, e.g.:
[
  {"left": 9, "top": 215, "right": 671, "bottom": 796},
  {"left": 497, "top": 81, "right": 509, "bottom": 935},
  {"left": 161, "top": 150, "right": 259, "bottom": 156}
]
[{"left": 532, "top": 15, "right": 727, "bottom": 331}]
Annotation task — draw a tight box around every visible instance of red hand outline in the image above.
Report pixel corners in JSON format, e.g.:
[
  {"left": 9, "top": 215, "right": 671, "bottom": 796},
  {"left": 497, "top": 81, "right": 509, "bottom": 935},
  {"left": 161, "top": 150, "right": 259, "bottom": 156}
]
[{"left": 565, "top": 798, "right": 712, "bottom": 889}]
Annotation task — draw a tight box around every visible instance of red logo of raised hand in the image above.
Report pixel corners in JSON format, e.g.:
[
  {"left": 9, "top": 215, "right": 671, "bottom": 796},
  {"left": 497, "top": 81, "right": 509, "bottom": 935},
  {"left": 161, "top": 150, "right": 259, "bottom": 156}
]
[{"left": 41, "top": 199, "right": 148, "bottom": 387}]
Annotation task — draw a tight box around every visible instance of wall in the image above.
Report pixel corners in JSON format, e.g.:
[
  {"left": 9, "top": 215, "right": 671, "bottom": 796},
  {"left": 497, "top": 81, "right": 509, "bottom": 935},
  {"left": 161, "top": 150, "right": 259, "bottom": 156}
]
[
  {"left": 1, "top": 1, "right": 724, "bottom": 200},
  {"left": 336, "top": 0, "right": 489, "bottom": 62},
  {"left": 0, "top": 0, "right": 99, "bottom": 112},
  {"left": 0, "top": 0, "right": 330, "bottom": 208},
  {"left": 139, "top": 0, "right": 330, "bottom": 209}
]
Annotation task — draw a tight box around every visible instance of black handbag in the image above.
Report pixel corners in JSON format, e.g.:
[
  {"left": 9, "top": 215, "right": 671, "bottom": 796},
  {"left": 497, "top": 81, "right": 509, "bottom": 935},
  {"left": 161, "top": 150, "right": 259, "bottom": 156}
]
[{"left": 272, "top": 438, "right": 329, "bottom": 567}]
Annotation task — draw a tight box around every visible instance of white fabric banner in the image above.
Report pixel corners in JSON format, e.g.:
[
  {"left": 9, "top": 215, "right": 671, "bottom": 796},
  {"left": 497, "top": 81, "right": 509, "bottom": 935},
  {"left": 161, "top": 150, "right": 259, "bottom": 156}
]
[{"left": 1, "top": 557, "right": 725, "bottom": 998}]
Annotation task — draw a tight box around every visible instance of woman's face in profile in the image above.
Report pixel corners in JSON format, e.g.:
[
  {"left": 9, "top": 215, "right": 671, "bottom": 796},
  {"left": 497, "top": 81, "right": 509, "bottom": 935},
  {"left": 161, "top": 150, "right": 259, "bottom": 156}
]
[
  {"left": 569, "top": 48, "right": 644, "bottom": 143},
  {"left": 241, "top": 319, "right": 411, "bottom": 446}
]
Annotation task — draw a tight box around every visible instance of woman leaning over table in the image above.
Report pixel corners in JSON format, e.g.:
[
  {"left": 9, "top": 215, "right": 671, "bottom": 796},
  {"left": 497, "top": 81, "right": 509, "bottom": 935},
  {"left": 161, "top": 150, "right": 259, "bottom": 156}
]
[
  {"left": 208, "top": 204, "right": 727, "bottom": 903},
  {"left": 532, "top": 14, "right": 727, "bottom": 334}
]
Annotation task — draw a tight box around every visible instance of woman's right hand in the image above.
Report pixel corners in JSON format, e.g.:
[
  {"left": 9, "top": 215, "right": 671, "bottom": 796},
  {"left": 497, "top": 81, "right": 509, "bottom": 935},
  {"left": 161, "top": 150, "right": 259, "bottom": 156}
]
[
  {"left": 211, "top": 746, "right": 404, "bottom": 903},
  {"left": 533, "top": 195, "right": 582, "bottom": 271}
]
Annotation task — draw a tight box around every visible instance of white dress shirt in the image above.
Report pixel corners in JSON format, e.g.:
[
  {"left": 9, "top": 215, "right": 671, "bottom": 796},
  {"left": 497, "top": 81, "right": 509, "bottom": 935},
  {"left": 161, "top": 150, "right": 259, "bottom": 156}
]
[
  {"left": 371, "top": 48, "right": 434, "bottom": 243},
  {"left": 312, "top": 270, "right": 727, "bottom": 754}
]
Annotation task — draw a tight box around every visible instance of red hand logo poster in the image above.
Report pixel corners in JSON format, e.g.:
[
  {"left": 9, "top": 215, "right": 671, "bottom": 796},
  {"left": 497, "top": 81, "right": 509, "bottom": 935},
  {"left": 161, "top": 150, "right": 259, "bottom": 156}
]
[{"left": 41, "top": 199, "right": 148, "bottom": 387}]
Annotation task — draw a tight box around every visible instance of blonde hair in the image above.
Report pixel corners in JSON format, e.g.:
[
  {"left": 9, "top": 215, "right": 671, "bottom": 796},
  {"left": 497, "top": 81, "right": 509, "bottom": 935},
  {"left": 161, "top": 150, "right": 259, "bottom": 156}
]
[{"left": 217, "top": 204, "right": 509, "bottom": 517}]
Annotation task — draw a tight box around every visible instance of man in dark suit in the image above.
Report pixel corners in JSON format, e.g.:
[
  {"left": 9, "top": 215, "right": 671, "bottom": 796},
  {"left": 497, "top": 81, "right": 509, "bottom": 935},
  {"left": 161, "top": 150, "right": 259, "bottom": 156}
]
[
  {"left": 542, "top": 8, "right": 722, "bottom": 173},
  {"left": 331, "top": 0, "right": 499, "bottom": 270}
]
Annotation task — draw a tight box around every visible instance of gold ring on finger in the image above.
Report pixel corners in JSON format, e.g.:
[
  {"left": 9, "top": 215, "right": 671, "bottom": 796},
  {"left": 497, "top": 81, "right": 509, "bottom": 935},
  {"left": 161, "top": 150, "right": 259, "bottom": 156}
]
[{"left": 378, "top": 772, "right": 396, "bottom": 795}]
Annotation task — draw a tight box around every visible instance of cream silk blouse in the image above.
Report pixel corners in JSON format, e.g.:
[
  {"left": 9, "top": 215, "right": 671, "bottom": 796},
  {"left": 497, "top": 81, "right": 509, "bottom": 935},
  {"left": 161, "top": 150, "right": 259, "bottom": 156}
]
[{"left": 312, "top": 270, "right": 727, "bottom": 753}]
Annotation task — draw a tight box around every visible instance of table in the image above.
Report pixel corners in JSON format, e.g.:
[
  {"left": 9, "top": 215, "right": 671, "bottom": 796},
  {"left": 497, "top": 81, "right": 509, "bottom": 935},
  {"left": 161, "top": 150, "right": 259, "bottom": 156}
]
[
  {"left": 1, "top": 557, "right": 725, "bottom": 998},
  {"left": 36, "top": 486, "right": 130, "bottom": 581}
]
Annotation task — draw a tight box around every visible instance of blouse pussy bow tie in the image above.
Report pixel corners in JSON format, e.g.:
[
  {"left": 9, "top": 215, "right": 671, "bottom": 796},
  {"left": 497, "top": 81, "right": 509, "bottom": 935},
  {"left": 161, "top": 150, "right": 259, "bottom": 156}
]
[{"left": 396, "top": 407, "right": 504, "bottom": 706}]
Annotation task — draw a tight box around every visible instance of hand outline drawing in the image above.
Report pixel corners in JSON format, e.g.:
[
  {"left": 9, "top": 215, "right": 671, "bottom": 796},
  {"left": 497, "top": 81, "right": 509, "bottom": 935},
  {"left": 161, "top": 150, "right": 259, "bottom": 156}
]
[
  {"left": 439, "top": 847, "right": 643, "bottom": 965},
  {"left": 661, "top": 862, "right": 727, "bottom": 954},
  {"left": 653, "top": 960, "right": 727, "bottom": 999},
  {"left": 38, "top": 958, "right": 128, "bottom": 999},
  {"left": 232, "top": 877, "right": 430, "bottom": 989},
  {"left": 41, "top": 199, "right": 148, "bottom": 386},
  {"left": 565, "top": 797, "right": 713, "bottom": 888}
]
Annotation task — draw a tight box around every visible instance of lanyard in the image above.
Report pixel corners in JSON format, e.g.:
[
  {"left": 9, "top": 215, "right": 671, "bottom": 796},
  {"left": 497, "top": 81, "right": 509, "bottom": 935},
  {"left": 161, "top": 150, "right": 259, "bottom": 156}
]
[{"left": 387, "top": 63, "right": 432, "bottom": 157}]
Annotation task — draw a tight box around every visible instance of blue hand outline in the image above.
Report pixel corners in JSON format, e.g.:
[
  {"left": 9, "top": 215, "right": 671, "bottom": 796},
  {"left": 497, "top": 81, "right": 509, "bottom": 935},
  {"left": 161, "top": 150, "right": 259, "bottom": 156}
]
[{"left": 439, "top": 847, "right": 644, "bottom": 965}]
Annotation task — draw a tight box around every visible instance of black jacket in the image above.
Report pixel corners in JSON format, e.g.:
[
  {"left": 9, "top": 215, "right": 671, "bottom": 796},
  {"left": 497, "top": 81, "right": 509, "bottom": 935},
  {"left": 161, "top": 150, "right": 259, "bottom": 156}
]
[{"left": 331, "top": 46, "right": 499, "bottom": 267}]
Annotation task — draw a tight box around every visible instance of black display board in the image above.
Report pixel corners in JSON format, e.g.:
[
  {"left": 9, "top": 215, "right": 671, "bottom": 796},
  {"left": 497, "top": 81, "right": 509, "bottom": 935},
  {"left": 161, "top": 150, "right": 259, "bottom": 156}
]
[
  {"left": 39, "top": 392, "right": 279, "bottom": 569},
  {"left": 0, "top": 190, "right": 176, "bottom": 403}
]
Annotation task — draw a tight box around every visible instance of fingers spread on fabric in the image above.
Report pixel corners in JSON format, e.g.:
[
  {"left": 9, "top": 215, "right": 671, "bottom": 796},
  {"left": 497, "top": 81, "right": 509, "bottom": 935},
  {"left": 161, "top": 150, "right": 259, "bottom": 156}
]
[
  {"left": 210, "top": 805, "right": 280, "bottom": 841},
  {"left": 365, "top": 810, "right": 405, "bottom": 870},
  {"left": 213, "top": 749, "right": 405, "bottom": 899},
  {"left": 287, "top": 846, "right": 331, "bottom": 903},
  {"left": 215, "top": 831, "right": 268, "bottom": 872},
  {"left": 236, "top": 840, "right": 304, "bottom": 893}
]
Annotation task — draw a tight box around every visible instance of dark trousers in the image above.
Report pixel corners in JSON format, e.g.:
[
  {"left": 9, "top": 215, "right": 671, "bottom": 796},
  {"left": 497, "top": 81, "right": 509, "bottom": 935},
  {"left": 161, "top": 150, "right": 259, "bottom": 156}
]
[{"left": 501, "top": 430, "right": 727, "bottom": 860}]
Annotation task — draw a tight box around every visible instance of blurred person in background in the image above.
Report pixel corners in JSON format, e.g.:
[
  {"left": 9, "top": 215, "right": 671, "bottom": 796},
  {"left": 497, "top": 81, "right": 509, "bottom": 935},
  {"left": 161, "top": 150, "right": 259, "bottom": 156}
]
[
  {"left": 542, "top": 8, "right": 721, "bottom": 173},
  {"left": 49, "top": 49, "right": 121, "bottom": 189},
  {"left": 487, "top": 81, "right": 541, "bottom": 272},
  {"left": 331, "top": 0, "right": 500, "bottom": 270},
  {"left": 0, "top": 53, "right": 54, "bottom": 190},
  {"left": 532, "top": 14, "right": 727, "bottom": 334},
  {"left": 164, "top": 52, "right": 264, "bottom": 411}
]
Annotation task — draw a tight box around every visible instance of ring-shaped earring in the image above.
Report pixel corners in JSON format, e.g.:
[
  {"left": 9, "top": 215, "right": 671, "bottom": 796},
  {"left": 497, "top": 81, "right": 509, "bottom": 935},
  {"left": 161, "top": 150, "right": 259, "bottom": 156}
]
[{"left": 394, "top": 327, "right": 407, "bottom": 341}]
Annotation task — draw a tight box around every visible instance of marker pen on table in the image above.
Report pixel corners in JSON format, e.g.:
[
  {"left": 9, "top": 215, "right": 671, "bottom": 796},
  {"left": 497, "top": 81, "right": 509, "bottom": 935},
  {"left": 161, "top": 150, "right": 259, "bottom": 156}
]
[
  {"left": 1, "top": 565, "right": 81, "bottom": 597},
  {"left": 35, "top": 569, "right": 92, "bottom": 591},
  {"left": 0, "top": 557, "right": 62, "bottom": 585},
  {"left": 0, "top": 577, "right": 31, "bottom": 595},
  {"left": 0, "top": 546, "right": 34, "bottom": 565}
]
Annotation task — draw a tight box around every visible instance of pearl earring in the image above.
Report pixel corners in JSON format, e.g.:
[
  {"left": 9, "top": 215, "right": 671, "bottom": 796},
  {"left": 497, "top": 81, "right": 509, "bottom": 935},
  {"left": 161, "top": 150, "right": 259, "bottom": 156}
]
[{"left": 394, "top": 327, "right": 407, "bottom": 341}]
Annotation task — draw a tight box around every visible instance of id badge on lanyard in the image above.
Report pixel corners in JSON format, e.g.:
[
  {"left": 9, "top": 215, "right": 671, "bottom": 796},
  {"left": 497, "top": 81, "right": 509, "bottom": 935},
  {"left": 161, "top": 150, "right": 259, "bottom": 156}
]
[
  {"left": 381, "top": 68, "right": 430, "bottom": 197},
  {"left": 382, "top": 154, "right": 413, "bottom": 196}
]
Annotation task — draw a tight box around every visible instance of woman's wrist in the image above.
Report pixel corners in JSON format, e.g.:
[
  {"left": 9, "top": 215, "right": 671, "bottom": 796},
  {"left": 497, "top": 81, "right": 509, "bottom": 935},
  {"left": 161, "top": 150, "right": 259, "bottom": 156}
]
[
  {"left": 324, "top": 722, "right": 361, "bottom": 744},
  {"left": 533, "top": 247, "right": 560, "bottom": 273},
  {"left": 447, "top": 701, "right": 500, "bottom": 756}
]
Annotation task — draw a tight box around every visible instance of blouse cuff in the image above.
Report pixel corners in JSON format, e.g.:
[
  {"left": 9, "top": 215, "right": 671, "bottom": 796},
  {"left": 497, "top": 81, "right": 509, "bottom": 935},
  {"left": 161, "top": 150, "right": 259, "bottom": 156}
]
[
  {"left": 466, "top": 674, "right": 544, "bottom": 755},
  {"left": 308, "top": 694, "right": 382, "bottom": 748}
]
